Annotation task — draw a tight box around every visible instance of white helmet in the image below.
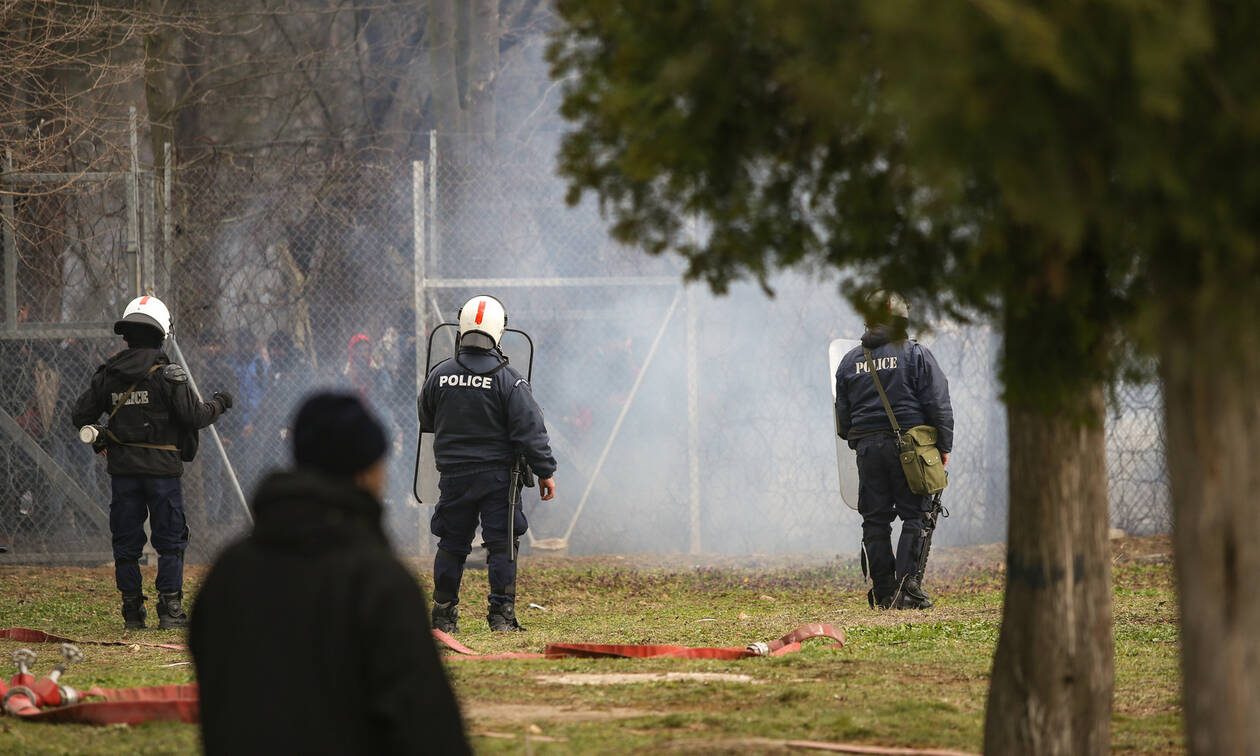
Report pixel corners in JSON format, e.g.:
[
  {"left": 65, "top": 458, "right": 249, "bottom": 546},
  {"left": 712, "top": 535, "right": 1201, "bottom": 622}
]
[
  {"left": 457, "top": 295, "right": 507, "bottom": 348},
  {"left": 114, "top": 295, "right": 172, "bottom": 339}
]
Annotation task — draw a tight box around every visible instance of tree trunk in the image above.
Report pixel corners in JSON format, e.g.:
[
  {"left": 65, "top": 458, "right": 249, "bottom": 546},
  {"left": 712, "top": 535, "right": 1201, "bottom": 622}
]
[
  {"left": 1160, "top": 319, "right": 1260, "bottom": 755},
  {"left": 428, "top": 0, "right": 464, "bottom": 148},
  {"left": 143, "top": 0, "right": 179, "bottom": 169},
  {"left": 983, "top": 379, "right": 1113, "bottom": 755},
  {"left": 466, "top": 0, "right": 499, "bottom": 156}
]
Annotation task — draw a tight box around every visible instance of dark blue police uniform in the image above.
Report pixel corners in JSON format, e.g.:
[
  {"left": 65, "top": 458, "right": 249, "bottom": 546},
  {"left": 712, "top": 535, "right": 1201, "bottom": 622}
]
[
  {"left": 72, "top": 347, "right": 226, "bottom": 623},
  {"left": 418, "top": 347, "right": 556, "bottom": 623},
  {"left": 835, "top": 326, "right": 953, "bottom": 607}
]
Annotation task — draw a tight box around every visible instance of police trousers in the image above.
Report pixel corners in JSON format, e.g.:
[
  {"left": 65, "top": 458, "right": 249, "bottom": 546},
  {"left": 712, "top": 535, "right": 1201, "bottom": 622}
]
[
  {"left": 110, "top": 476, "right": 189, "bottom": 595},
  {"left": 856, "top": 434, "right": 932, "bottom": 580},
  {"left": 430, "top": 468, "right": 528, "bottom": 607}
]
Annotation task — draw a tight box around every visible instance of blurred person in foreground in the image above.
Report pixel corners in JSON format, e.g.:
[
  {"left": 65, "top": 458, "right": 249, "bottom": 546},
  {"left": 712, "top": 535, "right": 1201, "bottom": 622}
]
[
  {"left": 419, "top": 295, "right": 556, "bottom": 633},
  {"left": 835, "top": 292, "right": 953, "bottom": 610},
  {"left": 191, "top": 392, "right": 469, "bottom": 755},
  {"left": 71, "top": 295, "right": 231, "bottom": 629}
]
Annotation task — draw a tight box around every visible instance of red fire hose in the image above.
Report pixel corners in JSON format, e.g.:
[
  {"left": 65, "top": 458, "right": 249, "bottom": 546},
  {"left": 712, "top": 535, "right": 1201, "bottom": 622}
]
[
  {"left": 0, "top": 627, "right": 185, "bottom": 651},
  {"left": 0, "top": 624, "right": 844, "bottom": 725},
  {"left": 433, "top": 622, "right": 846, "bottom": 660},
  {"left": 22, "top": 684, "right": 200, "bottom": 725}
]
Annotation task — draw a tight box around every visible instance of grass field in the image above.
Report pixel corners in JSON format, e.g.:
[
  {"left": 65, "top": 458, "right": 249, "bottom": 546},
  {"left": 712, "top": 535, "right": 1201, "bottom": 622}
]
[{"left": 0, "top": 536, "right": 1182, "bottom": 754}]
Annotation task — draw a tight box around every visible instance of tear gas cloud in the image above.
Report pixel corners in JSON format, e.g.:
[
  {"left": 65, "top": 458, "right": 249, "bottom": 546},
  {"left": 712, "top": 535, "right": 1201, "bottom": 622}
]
[{"left": 189, "top": 29, "right": 1166, "bottom": 558}]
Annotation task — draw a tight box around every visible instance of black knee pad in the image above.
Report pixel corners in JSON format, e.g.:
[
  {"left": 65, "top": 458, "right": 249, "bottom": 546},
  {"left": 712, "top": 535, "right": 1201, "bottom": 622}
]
[
  {"left": 482, "top": 540, "right": 520, "bottom": 557},
  {"left": 157, "top": 550, "right": 185, "bottom": 560},
  {"left": 436, "top": 548, "right": 468, "bottom": 565},
  {"left": 114, "top": 557, "right": 140, "bottom": 567}
]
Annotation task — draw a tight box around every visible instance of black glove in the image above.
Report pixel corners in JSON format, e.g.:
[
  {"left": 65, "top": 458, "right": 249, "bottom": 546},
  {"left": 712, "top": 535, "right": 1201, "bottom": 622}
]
[{"left": 213, "top": 390, "right": 234, "bottom": 410}]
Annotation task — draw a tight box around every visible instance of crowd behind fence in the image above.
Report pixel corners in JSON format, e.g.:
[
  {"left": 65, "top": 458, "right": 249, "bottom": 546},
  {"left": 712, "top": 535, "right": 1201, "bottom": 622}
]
[{"left": 0, "top": 139, "right": 1171, "bottom": 564}]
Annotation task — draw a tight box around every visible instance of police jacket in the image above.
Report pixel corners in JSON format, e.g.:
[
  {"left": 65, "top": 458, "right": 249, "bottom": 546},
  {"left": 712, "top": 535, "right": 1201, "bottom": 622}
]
[
  {"left": 71, "top": 347, "right": 224, "bottom": 478},
  {"left": 835, "top": 328, "right": 954, "bottom": 454},
  {"left": 418, "top": 347, "right": 557, "bottom": 478},
  {"left": 191, "top": 470, "right": 470, "bottom": 756}
]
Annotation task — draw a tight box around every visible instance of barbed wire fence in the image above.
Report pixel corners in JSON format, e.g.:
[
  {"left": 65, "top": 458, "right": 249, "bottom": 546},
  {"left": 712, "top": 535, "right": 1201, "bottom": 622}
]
[{"left": 0, "top": 128, "right": 1171, "bottom": 564}]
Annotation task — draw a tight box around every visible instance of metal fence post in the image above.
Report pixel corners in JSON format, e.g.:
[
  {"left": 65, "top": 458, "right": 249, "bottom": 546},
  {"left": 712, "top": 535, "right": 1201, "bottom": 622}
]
[
  {"left": 2, "top": 150, "right": 15, "bottom": 332},
  {"left": 412, "top": 160, "right": 427, "bottom": 397},
  {"left": 141, "top": 172, "right": 157, "bottom": 296},
  {"left": 428, "top": 130, "right": 438, "bottom": 276},
  {"left": 686, "top": 284, "right": 701, "bottom": 554},
  {"left": 127, "top": 105, "right": 142, "bottom": 297},
  {"left": 162, "top": 142, "right": 173, "bottom": 295},
  {"left": 412, "top": 159, "right": 432, "bottom": 557}
]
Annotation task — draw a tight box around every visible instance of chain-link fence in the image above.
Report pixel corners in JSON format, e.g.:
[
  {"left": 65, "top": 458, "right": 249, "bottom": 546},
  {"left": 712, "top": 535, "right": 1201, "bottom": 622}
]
[
  {"left": 166, "top": 154, "right": 422, "bottom": 560},
  {"left": 0, "top": 164, "right": 142, "bottom": 562},
  {"left": 0, "top": 133, "right": 1171, "bottom": 564}
]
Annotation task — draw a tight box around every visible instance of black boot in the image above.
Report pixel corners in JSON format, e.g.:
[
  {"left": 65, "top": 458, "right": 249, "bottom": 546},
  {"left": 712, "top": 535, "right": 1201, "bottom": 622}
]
[
  {"left": 894, "top": 522, "right": 933, "bottom": 609},
  {"left": 156, "top": 591, "right": 188, "bottom": 629},
  {"left": 121, "top": 593, "right": 147, "bottom": 630},
  {"left": 432, "top": 601, "right": 459, "bottom": 633},
  {"left": 893, "top": 576, "right": 933, "bottom": 610},
  {"left": 862, "top": 536, "right": 897, "bottom": 610},
  {"left": 868, "top": 576, "right": 897, "bottom": 610},
  {"left": 487, "top": 602, "right": 525, "bottom": 632}
]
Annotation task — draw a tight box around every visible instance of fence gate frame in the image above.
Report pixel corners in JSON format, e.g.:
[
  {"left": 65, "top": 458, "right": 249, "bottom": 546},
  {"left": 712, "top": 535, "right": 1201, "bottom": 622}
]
[
  {"left": 0, "top": 110, "right": 153, "bottom": 559},
  {"left": 0, "top": 107, "right": 251, "bottom": 563},
  {"left": 411, "top": 132, "right": 704, "bottom": 555}
]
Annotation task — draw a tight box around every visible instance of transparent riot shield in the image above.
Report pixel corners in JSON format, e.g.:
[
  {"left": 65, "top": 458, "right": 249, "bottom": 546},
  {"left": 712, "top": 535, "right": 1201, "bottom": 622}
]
[
  {"left": 829, "top": 338, "right": 861, "bottom": 510},
  {"left": 412, "top": 324, "right": 534, "bottom": 504}
]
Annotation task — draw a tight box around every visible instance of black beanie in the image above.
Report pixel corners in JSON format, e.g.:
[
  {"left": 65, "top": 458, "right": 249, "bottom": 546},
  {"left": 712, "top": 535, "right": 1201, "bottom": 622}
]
[{"left": 292, "top": 392, "right": 388, "bottom": 476}]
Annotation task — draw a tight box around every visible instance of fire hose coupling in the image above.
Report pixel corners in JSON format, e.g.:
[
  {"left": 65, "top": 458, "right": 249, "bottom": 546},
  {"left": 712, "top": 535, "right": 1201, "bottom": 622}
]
[
  {"left": 33, "top": 644, "right": 85, "bottom": 707},
  {"left": 2, "top": 686, "right": 41, "bottom": 716},
  {"left": 744, "top": 641, "right": 771, "bottom": 657},
  {"left": 10, "top": 649, "right": 36, "bottom": 689}
]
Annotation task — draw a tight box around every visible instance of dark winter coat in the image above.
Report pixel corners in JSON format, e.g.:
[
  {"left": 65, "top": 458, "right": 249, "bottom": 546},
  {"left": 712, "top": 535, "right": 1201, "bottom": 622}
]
[
  {"left": 418, "top": 347, "right": 557, "bottom": 478},
  {"left": 835, "top": 328, "right": 954, "bottom": 454},
  {"left": 190, "top": 470, "right": 469, "bottom": 756},
  {"left": 70, "top": 347, "right": 224, "bottom": 477}
]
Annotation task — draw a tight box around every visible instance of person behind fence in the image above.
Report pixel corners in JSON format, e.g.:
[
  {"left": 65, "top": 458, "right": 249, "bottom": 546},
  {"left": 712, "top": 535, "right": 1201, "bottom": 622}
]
[
  {"left": 255, "top": 329, "right": 312, "bottom": 470},
  {"left": 190, "top": 392, "right": 470, "bottom": 755},
  {"left": 71, "top": 295, "right": 232, "bottom": 630},
  {"left": 419, "top": 295, "right": 557, "bottom": 633},
  {"left": 835, "top": 291, "right": 954, "bottom": 610}
]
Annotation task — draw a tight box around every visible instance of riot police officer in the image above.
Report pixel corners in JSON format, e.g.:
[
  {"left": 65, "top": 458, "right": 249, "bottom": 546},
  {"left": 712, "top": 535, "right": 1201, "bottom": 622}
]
[
  {"left": 835, "top": 292, "right": 953, "bottom": 610},
  {"left": 419, "top": 295, "right": 556, "bottom": 633},
  {"left": 71, "top": 296, "right": 231, "bottom": 629}
]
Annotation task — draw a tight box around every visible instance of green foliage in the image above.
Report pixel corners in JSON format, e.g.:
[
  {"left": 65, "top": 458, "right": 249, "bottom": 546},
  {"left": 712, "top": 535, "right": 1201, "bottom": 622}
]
[
  {"left": 548, "top": 1, "right": 959, "bottom": 301},
  {"left": 866, "top": 0, "right": 1260, "bottom": 348},
  {"left": 549, "top": 0, "right": 1260, "bottom": 412}
]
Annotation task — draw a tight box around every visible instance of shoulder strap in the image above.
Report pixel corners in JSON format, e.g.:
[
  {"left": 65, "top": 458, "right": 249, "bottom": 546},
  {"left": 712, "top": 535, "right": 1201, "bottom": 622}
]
[
  {"left": 107, "top": 364, "right": 163, "bottom": 420},
  {"left": 105, "top": 364, "right": 179, "bottom": 452},
  {"left": 863, "top": 347, "right": 901, "bottom": 436}
]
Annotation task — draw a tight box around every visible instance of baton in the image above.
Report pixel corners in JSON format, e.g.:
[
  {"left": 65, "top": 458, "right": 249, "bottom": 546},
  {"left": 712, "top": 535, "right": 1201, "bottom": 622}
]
[{"left": 507, "top": 454, "right": 534, "bottom": 562}]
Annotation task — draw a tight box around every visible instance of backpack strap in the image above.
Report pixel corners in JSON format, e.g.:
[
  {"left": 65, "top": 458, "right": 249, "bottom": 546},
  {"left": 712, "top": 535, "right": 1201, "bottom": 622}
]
[
  {"left": 863, "top": 347, "right": 901, "bottom": 437},
  {"left": 107, "top": 364, "right": 162, "bottom": 420},
  {"left": 104, "top": 364, "right": 179, "bottom": 452}
]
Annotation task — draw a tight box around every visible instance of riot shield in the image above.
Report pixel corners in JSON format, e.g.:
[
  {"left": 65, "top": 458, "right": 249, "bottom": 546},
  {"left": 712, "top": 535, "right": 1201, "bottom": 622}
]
[
  {"left": 829, "top": 338, "right": 861, "bottom": 511},
  {"left": 412, "top": 324, "right": 534, "bottom": 504}
]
